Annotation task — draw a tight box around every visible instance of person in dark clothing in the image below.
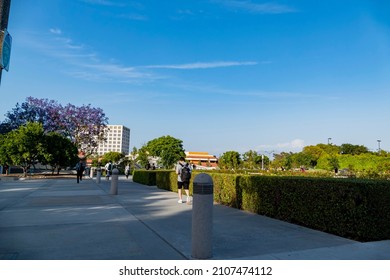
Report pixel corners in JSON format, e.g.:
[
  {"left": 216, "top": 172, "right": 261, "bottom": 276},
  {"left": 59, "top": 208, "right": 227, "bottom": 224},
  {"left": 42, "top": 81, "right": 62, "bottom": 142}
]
[
  {"left": 175, "top": 157, "right": 192, "bottom": 204},
  {"left": 75, "top": 160, "right": 85, "bottom": 183}
]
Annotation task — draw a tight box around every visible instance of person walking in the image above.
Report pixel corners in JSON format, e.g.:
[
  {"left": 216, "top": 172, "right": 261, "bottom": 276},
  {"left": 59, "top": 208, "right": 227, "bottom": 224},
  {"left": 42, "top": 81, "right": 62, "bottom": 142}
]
[
  {"left": 125, "top": 164, "right": 130, "bottom": 179},
  {"left": 105, "top": 161, "right": 112, "bottom": 180},
  {"left": 176, "top": 157, "right": 192, "bottom": 204},
  {"left": 75, "top": 160, "right": 85, "bottom": 183}
]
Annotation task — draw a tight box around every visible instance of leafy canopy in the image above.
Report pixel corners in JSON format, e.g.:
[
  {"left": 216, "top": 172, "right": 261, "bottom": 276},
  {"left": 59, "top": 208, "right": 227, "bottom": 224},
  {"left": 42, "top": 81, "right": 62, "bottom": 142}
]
[
  {"left": 219, "top": 151, "right": 241, "bottom": 170},
  {"left": 141, "top": 135, "right": 185, "bottom": 168},
  {"left": 0, "top": 97, "right": 108, "bottom": 156},
  {"left": 0, "top": 122, "right": 78, "bottom": 176}
]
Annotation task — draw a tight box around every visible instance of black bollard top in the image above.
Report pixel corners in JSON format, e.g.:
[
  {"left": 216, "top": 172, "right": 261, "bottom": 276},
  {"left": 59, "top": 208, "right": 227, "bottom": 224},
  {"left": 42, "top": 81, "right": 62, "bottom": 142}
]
[{"left": 193, "top": 173, "right": 213, "bottom": 195}]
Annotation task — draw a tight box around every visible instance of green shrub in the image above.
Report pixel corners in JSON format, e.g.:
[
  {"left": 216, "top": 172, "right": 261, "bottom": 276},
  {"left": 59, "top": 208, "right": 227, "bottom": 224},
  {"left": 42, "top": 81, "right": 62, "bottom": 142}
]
[
  {"left": 208, "top": 173, "right": 241, "bottom": 208},
  {"left": 135, "top": 170, "right": 390, "bottom": 241},
  {"left": 239, "top": 176, "right": 390, "bottom": 241},
  {"left": 156, "top": 170, "right": 177, "bottom": 192},
  {"left": 132, "top": 170, "right": 157, "bottom": 186}
]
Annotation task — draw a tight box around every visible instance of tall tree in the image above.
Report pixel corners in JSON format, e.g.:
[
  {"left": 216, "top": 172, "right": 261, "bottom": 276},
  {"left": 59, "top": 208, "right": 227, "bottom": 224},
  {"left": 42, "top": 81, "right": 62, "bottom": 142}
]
[
  {"left": 136, "top": 146, "right": 150, "bottom": 168},
  {"left": 340, "top": 143, "right": 369, "bottom": 155},
  {"left": 219, "top": 151, "right": 241, "bottom": 170},
  {"left": 42, "top": 132, "right": 79, "bottom": 174},
  {"left": 143, "top": 135, "right": 185, "bottom": 168},
  {"left": 242, "top": 150, "right": 263, "bottom": 169},
  {"left": 0, "top": 134, "right": 11, "bottom": 167},
  {"left": 301, "top": 145, "right": 325, "bottom": 167},
  {"left": 0, "top": 122, "right": 46, "bottom": 176},
  {"left": 0, "top": 97, "right": 109, "bottom": 156},
  {"left": 271, "top": 152, "right": 294, "bottom": 170},
  {"left": 101, "top": 151, "right": 125, "bottom": 166}
]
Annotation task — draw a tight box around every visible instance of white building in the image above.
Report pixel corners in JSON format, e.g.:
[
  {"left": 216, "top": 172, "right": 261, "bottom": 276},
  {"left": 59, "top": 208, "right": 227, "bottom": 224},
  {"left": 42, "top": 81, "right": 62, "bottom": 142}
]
[{"left": 97, "top": 125, "right": 130, "bottom": 156}]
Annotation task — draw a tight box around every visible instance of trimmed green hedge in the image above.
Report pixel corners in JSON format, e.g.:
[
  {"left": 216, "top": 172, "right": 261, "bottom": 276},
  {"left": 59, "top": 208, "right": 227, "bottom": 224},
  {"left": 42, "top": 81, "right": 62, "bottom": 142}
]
[
  {"left": 133, "top": 170, "right": 390, "bottom": 241},
  {"left": 132, "top": 170, "right": 158, "bottom": 186},
  {"left": 239, "top": 176, "right": 390, "bottom": 241},
  {"left": 156, "top": 170, "right": 178, "bottom": 192}
]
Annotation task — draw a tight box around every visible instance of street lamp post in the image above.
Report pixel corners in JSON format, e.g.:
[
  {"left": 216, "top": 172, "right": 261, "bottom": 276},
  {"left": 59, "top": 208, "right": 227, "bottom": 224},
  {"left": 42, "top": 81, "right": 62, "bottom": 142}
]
[{"left": 261, "top": 154, "right": 264, "bottom": 170}]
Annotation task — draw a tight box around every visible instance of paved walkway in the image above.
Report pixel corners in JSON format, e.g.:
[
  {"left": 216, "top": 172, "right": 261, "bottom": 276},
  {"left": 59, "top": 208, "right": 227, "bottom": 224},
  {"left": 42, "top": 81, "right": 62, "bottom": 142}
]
[{"left": 0, "top": 175, "right": 389, "bottom": 260}]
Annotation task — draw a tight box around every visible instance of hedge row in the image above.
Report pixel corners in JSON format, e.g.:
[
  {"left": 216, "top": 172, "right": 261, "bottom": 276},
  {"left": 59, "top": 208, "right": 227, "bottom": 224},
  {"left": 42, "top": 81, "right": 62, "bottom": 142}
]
[
  {"left": 132, "top": 170, "right": 390, "bottom": 241},
  {"left": 132, "top": 170, "right": 157, "bottom": 186},
  {"left": 239, "top": 176, "right": 390, "bottom": 241}
]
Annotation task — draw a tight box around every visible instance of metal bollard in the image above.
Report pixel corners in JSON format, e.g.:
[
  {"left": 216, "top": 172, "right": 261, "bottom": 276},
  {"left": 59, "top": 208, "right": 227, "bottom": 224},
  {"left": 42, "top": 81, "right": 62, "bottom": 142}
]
[
  {"left": 96, "top": 168, "right": 101, "bottom": 184},
  {"left": 191, "top": 173, "right": 213, "bottom": 259},
  {"left": 90, "top": 167, "right": 94, "bottom": 178},
  {"left": 110, "top": 168, "right": 119, "bottom": 195}
]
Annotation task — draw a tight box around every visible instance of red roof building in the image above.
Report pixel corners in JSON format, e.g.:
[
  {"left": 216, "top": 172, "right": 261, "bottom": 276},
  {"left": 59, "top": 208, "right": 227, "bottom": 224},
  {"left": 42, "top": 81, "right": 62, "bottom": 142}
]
[{"left": 185, "top": 152, "right": 218, "bottom": 169}]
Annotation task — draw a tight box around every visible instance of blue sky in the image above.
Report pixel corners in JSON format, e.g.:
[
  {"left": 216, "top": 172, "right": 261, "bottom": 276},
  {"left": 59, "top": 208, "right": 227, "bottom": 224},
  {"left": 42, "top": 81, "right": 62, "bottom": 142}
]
[{"left": 1, "top": 0, "right": 390, "bottom": 156}]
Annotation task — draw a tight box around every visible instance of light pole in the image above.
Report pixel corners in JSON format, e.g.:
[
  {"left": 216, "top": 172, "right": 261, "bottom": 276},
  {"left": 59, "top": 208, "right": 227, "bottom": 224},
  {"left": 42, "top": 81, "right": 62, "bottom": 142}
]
[
  {"left": 377, "top": 140, "right": 381, "bottom": 152},
  {"left": 261, "top": 154, "right": 264, "bottom": 170}
]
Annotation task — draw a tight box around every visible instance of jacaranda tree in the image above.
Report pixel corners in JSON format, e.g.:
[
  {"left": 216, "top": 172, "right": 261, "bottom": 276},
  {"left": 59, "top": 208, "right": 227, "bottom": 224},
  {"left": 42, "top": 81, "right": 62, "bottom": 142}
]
[{"left": 0, "top": 97, "right": 109, "bottom": 156}]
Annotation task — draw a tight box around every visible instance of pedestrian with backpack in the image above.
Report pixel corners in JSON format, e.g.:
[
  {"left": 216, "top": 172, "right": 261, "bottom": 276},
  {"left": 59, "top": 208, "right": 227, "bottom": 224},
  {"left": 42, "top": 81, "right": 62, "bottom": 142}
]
[
  {"left": 75, "top": 159, "right": 85, "bottom": 184},
  {"left": 176, "top": 157, "right": 192, "bottom": 204},
  {"left": 105, "top": 161, "right": 112, "bottom": 180}
]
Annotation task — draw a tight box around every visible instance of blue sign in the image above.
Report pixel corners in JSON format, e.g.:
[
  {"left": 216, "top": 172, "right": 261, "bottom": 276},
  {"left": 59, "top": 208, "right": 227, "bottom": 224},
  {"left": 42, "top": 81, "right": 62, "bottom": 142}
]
[{"left": 1, "top": 29, "right": 12, "bottom": 72}]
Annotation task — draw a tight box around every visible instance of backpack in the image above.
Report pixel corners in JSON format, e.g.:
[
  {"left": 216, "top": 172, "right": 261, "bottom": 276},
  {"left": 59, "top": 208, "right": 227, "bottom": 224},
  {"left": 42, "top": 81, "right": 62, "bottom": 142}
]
[
  {"left": 180, "top": 163, "right": 191, "bottom": 182},
  {"left": 77, "top": 163, "right": 84, "bottom": 171}
]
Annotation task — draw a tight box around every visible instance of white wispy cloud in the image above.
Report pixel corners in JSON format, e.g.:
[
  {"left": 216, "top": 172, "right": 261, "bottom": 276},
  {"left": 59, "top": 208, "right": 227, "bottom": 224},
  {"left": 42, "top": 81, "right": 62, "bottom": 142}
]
[
  {"left": 49, "top": 28, "right": 62, "bottom": 35},
  {"left": 54, "top": 36, "right": 84, "bottom": 50},
  {"left": 26, "top": 30, "right": 259, "bottom": 83},
  {"left": 79, "top": 0, "right": 125, "bottom": 6},
  {"left": 257, "top": 139, "right": 305, "bottom": 152},
  {"left": 75, "top": 62, "right": 153, "bottom": 80},
  {"left": 144, "top": 61, "right": 258, "bottom": 70},
  {"left": 213, "top": 0, "right": 297, "bottom": 14},
  {"left": 23, "top": 29, "right": 158, "bottom": 83},
  {"left": 118, "top": 13, "right": 148, "bottom": 21},
  {"left": 165, "top": 81, "right": 328, "bottom": 100}
]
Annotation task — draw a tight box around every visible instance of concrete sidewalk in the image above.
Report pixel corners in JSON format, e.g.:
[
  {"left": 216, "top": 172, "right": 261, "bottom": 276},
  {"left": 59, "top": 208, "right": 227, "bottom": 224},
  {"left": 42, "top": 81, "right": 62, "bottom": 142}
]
[{"left": 0, "top": 175, "right": 389, "bottom": 260}]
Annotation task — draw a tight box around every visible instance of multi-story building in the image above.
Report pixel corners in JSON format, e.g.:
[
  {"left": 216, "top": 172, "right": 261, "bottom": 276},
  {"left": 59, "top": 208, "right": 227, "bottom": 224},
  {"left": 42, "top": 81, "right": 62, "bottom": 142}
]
[
  {"left": 96, "top": 125, "right": 130, "bottom": 156},
  {"left": 185, "top": 151, "right": 218, "bottom": 169}
]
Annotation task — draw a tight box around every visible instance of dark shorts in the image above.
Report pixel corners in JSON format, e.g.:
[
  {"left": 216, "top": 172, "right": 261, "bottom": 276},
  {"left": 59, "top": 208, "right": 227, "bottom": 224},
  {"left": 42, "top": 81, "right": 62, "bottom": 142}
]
[{"left": 177, "top": 181, "right": 190, "bottom": 190}]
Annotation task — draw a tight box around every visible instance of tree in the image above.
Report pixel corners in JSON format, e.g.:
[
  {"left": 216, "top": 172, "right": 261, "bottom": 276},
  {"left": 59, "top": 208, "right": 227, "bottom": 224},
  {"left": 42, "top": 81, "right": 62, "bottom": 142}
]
[
  {"left": 340, "top": 143, "right": 369, "bottom": 155},
  {"left": 136, "top": 146, "right": 150, "bottom": 168},
  {"left": 271, "top": 152, "right": 294, "bottom": 170},
  {"left": 60, "top": 103, "right": 108, "bottom": 156},
  {"left": 0, "top": 122, "right": 46, "bottom": 176},
  {"left": 0, "top": 134, "right": 11, "bottom": 167},
  {"left": 160, "top": 146, "right": 180, "bottom": 169},
  {"left": 292, "top": 152, "right": 312, "bottom": 168},
  {"left": 301, "top": 145, "right": 325, "bottom": 167},
  {"left": 328, "top": 155, "right": 340, "bottom": 172},
  {"left": 143, "top": 135, "right": 185, "bottom": 168},
  {"left": 101, "top": 151, "right": 125, "bottom": 166},
  {"left": 317, "top": 143, "right": 340, "bottom": 155},
  {"left": 242, "top": 150, "right": 263, "bottom": 169},
  {"left": 0, "top": 97, "right": 109, "bottom": 156},
  {"left": 42, "top": 132, "right": 79, "bottom": 174},
  {"left": 219, "top": 151, "right": 241, "bottom": 170},
  {"left": 0, "top": 97, "right": 62, "bottom": 133}
]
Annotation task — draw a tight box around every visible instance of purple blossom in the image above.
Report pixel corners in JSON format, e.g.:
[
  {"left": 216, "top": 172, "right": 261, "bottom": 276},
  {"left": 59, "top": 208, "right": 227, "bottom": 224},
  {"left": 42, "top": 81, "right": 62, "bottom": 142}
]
[{"left": 1, "top": 97, "right": 109, "bottom": 155}]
